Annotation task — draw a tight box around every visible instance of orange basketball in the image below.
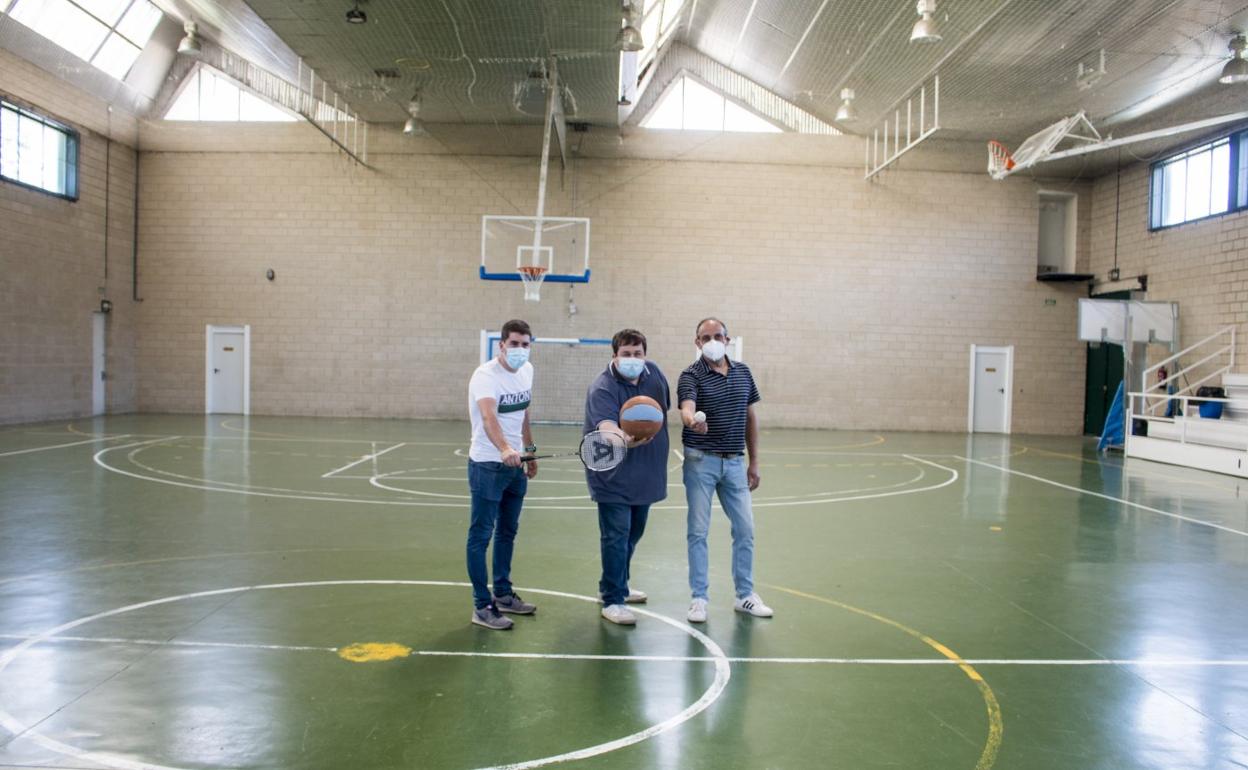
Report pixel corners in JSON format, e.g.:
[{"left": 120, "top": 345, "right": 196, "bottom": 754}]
[{"left": 619, "top": 395, "right": 664, "bottom": 441}]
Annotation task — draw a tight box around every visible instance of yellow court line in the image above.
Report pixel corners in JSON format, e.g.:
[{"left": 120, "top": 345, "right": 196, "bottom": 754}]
[
  {"left": 218, "top": 418, "right": 307, "bottom": 438},
  {"left": 772, "top": 435, "right": 888, "bottom": 452},
  {"left": 770, "top": 585, "right": 1002, "bottom": 770},
  {"left": 979, "top": 446, "right": 1029, "bottom": 461}
]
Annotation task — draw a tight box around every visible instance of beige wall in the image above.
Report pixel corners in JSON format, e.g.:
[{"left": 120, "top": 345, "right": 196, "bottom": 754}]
[
  {"left": 1089, "top": 160, "right": 1248, "bottom": 368},
  {"left": 0, "top": 48, "right": 138, "bottom": 425},
  {"left": 134, "top": 142, "right": 1091, "bottom": 434},
  {"left": 2, "top": 42, "right": 1113, "bottom": 434}
]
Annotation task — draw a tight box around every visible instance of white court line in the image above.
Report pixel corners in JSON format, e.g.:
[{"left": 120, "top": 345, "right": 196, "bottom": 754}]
[
  {"left": 0, "top": 435, "right": 131, "bottom": 458},
  {"left": 93, "top": 441, "right": 960, "bottom": 511},
  {"left": 93, "top": 441, "right": 464, "bottom": 507},
  {"left": 321, "top": 442, "right": 407, "bottom": 478},
  {"left": 674, "top": 449, "right": 684, "bottom": 461},
  {"left": 0, "top": 580, "right": 731, "bottom": 770},
  {"left": 959, "top": 456, "right": 1248, "bottom": 538},
  {"left": 4, "top": 634, "right": 1246, "bottom": 667}
]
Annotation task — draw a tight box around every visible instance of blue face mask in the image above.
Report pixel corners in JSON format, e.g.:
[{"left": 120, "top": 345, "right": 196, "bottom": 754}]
[
  {"left": 505, "top": 346, "right": 530, "bottom": 369},
  {"left": 616, "top": 357, "right": 646, "bottom": 379}
]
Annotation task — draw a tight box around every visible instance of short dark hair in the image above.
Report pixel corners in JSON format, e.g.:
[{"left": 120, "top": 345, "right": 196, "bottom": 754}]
[
  {"left": 695, "top": 317, "right": 727, "bottom": 337},
  {"left": 611, "top": 328, "right": 647, "bottom": 354},
  {"left": 500, "top": 319, "right": 532, "bottom": 341}
]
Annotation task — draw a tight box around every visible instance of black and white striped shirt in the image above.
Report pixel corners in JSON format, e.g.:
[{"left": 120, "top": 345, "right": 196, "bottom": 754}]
[{"left": 677, "top": 357, "right": 760, "bottom": 453}]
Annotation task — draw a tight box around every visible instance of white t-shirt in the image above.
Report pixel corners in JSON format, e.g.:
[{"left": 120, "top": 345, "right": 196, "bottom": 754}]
[{"left": 468, "top": 357, "right": 534, "bottom": 462}]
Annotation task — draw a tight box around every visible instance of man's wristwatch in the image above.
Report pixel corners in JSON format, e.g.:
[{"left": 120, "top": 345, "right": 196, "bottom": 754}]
[{"left": 524, "top": 444, "right": 538, "bottom": 454}]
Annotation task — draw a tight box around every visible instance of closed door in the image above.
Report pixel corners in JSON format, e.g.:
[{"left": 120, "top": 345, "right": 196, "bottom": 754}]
[
  {"left": 92, "top": 312, "right": 106, "bottom": 415},
  {"left": 973, "top": 350, "right": 1008, "bottom": 433},
  {"left": 1083, "top": 342, "right": 1124, "bottom": 435},
  {"left": 209, "top": 331, "right": 245, "bottom": 413}
]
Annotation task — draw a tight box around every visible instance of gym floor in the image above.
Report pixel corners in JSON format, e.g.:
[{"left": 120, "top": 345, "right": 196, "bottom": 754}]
[{"left": 1, "top": 415, "right": 1246, "bottom": 769}]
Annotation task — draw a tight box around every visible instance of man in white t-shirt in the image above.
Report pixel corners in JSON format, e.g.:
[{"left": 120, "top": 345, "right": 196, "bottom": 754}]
[{"left": 466, "top": 319, "right": 539, "bottom": 630}]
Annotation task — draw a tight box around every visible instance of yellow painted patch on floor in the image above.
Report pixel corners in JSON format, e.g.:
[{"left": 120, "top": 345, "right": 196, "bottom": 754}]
[{"left": 337, "top": 642, "right": 412, "bottom": 662}]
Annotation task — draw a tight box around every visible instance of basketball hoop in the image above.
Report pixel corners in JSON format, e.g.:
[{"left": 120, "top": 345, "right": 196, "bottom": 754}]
[
  {"left": 987, "top": 140, "right": 1016, "bottom": 179},
  {"left": 517, "top": 265, "right": 548, "bottom": 301}
]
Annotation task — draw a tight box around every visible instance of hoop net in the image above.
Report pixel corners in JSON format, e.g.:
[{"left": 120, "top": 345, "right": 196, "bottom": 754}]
[
  {"left": 987, "top": 140, "right": 1016, "bottom": 180},
  {"left": 517, "top": 265, "right": 548, "bottom": 302}
]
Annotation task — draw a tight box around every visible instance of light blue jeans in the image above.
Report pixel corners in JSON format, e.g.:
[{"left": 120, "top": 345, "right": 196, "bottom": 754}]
[{"left": 683, "top": 447, "right": 755, "bottom": 601}]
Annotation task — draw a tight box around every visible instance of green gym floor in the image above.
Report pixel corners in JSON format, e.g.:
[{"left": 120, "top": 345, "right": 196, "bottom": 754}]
[{"left": 1, "top": 416, "right": 1246, "bottom": 770}]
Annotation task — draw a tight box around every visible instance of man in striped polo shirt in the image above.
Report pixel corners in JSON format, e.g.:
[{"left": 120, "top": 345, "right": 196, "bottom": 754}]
[{"left": 678, "top": 317, "right": 774, "bottom": 623}]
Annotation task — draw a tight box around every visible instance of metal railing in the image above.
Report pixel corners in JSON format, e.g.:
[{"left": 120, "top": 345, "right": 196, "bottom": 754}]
[
  {"left": 1140, "top": 327, "right": 1236, "bottom": 416},
  {"left": 1127, "top": 391, "right": 1248, "bottom": 452},
  {"left": 864, "top": 75, "right": 939, "bottom": 180}
]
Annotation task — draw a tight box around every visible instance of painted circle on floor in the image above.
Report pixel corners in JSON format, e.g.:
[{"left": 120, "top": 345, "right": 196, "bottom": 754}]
[{"left": 0, "top": 581, "right": 731, "bottom": 770}]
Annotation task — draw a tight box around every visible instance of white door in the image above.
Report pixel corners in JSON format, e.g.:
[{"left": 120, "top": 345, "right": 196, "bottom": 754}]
[
  {"left": 971, "top": 348, "right": 1011, "bottom": 433},
  {"left": 91, "top": 312, "right": 106, "bottom": 415},
  {"left": 208, "top": 330, "right": 246, "bottom": 414}
]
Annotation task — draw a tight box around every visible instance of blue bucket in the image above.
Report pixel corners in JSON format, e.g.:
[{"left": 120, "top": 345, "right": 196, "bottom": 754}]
[{"left": 1199, "top": 401, "right": 1224, "bottom": 419}]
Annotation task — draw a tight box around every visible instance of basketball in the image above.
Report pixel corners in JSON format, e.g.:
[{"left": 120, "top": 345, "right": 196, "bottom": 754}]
[{"left": 619, "top": 395, "right": 664, "bottom": 441}]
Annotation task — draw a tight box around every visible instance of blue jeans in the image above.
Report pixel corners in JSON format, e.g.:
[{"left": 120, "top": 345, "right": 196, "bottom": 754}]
[
  {"left": 467, "top": 460, "right": 528, "bottom": 609},
  {"left": 684, "top": 447, "right": 754, "bottom": 601},
  {"left": 598, "top": 502, "right": 650, "bottom": 605}
]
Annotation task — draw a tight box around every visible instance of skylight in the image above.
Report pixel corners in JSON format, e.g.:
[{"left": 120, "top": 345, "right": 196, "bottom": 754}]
[
  {"left": 5, "top": 0, "right": 161, "bottom": 81},
  {"left": 641, "top": 75, "right": 783, "bottom": 133},
  {"left": 637, "top": 0, "right": 686, "bottom": 74},
  {"left": 165, "top": 67, "right": 298, "bottom": 122}
]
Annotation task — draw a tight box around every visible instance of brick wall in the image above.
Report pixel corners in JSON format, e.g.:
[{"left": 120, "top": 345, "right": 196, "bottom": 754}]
[
  {"left": 134, "top": 143, "right": 1090, "bottom": 434},
  {"left": 1, "top": 43, "right": 1109, "bottom": 434},
  {"left": 1089, "top": 160, "right": 1248, "bottom": 368},
  {"left": 0, "top": 48, "right": 138, "bottom": 425}
]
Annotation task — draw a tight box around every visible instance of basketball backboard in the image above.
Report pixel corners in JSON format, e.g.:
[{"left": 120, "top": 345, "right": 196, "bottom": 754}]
[{"left": 479, "top": 215, "right": 591, "bottom": 285}]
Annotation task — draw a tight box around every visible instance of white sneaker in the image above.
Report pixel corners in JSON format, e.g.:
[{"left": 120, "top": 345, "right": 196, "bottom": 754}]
[
  {"left": 734, "top": 593, "right": 774, "bottom": 618},
  {"left": 601, "top": 604, "right": 636, "bottom": 625},
  {"left": 687, "top": 598, "right": 708, "bottom": 623}
]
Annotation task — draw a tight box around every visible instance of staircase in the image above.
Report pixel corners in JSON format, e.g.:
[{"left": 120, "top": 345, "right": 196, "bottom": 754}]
[{"left": 1126, "top": 327, "right": 1248, "bottom": 477}]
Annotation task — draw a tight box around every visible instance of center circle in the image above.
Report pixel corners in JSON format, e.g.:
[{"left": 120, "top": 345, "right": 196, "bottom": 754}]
[{"left": 0, "top": 580, "right": 731, "bottom": 770}]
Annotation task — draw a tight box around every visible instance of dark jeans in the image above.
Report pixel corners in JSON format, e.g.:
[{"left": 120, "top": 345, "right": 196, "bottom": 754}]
[
  {"left": 598, "top": 502, "right": 650, "bottom": 605},
  {"left": 467, "top": 460, "right": 527, "bottom": 609}
]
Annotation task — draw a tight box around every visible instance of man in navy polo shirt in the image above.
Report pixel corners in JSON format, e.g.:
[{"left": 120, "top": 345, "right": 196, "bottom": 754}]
[
  {"left": 678, "top": 317, "right": 774, "bottom": 623},
  {"left": 584, "top": 328, "right": 671, "bottom": 625}
]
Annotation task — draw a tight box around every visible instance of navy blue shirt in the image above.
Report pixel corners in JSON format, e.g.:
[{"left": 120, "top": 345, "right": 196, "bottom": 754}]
[
  {"left": 583, "top": 361, "right": 671, "bottom": 505},
  {"left": 677, "top": 357, "right": 760, "bottom": 453}
]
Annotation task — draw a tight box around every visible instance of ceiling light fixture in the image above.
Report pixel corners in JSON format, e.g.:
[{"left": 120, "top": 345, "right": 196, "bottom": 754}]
[
  {"left": 345, "top": 2, "right": 366, "bottom": 24},
  {"left": 177, "top": 20, "right": 201, "bottom": 56},
  {"left": 910, "top": 0, "right": 942, "bottom": 44},
  {"left": 403, "top": 92, "right": 426, "bottom": 135},
  {"left": 1220, "top": 34, "right": 1248, "bottom": 84},
  {"left": 614, "top": 0, "right": 644, "bottom": 52},
  {"left": 835, "top": 88, "right": 857, "bottom": 122}
]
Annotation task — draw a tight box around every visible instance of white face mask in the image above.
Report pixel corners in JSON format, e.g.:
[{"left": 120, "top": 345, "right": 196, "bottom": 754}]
[
  {"left": 701, "top": 340, "right": 727, "bottom": 362},
  {"left": 616, "top": 357, "right": 646, "bottom": 379},
  {"left": 504, "top": 346, "right": 530, "bottom": 369}
]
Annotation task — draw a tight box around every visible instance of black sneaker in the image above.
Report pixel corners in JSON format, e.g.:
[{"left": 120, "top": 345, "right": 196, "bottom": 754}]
[
  {"left": 494, "top": 592, "right": 537, "bottom": 615},
  {"left": 471, "top": 604, "right": 514, "bottom": 630}
]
